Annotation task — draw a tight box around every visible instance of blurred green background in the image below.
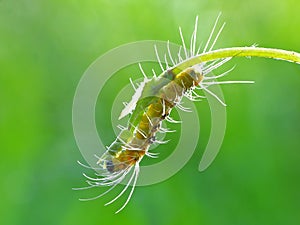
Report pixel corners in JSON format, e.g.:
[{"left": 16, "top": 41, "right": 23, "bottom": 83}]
[{"left": 1, "top": 0, "right": 299, "bottom": 224}]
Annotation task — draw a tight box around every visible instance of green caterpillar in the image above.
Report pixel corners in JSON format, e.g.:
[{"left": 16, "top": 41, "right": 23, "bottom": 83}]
[{"left": 74, "top": 14, "right": 300, "bottom": 214}]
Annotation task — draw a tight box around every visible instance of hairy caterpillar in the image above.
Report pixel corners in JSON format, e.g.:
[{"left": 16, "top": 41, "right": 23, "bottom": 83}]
[{"left": 74, "top": 14, "right": 299, "bottom": 213}]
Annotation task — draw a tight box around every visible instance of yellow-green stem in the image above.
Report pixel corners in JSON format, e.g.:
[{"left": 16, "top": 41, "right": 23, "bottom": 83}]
[{"left": 172, "top": 47, "right": 300, "bottom": 74}]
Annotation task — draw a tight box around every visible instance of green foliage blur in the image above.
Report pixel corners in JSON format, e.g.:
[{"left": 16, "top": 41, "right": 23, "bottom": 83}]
[{"left": 1, "top": 0, "right": 299, "bottom": 224}]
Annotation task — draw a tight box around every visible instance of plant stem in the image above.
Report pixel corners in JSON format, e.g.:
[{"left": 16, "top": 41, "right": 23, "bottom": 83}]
[{"left": 171, "top": 47, "right": 300, "bottom": 74}]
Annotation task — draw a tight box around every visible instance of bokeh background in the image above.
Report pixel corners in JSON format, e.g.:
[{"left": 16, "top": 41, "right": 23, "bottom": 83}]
[{"left": 1, "top": 0, "right": 299, "bottom": 224}]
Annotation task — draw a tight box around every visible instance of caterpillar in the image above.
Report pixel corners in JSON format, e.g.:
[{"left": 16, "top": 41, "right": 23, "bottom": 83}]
[{"left": 74, "top": 14, "right": 255, "bottom": 213}]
